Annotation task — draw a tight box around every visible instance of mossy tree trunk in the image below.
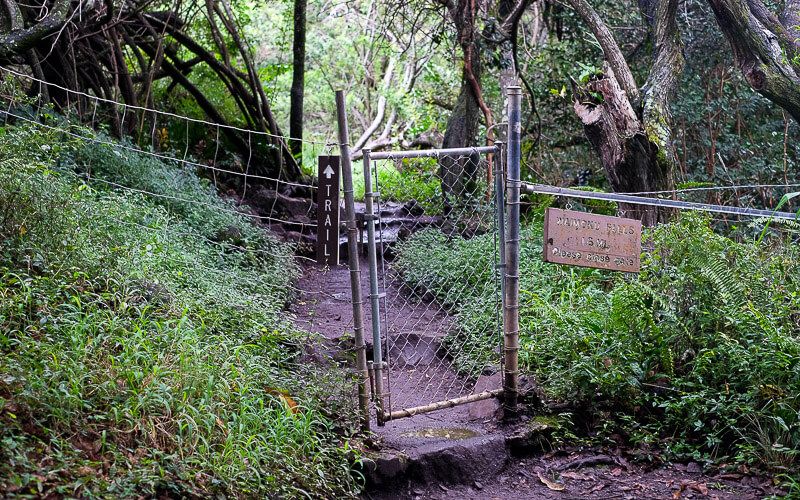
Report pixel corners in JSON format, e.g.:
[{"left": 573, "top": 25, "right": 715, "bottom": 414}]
[
  {"left": 706, "top": 0, "right": 800, "bottom": 124},
  {"left": 566, "top": 0, "right": 682, "bottom": 226}
]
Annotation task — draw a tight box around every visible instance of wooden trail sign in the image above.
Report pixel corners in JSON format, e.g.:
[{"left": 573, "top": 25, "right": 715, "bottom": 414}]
[
  {"left": 317, "top": 156, "right": 340, "bottom": 266},
  {"left": 543, "top": 208, "right": 642, "bottom": 272}
]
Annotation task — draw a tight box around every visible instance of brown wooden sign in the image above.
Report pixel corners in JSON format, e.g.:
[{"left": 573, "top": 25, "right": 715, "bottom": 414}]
[
  {"left": 317, "top": 156, "right": 340, "bottom": 266},
  {"left": 543, "top": 208, "right": 642, "bottom": 272}
]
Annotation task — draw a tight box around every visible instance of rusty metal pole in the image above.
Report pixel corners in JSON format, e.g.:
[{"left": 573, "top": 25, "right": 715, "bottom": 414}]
[
  {"left": 503, "top": 86, "right": 522, "bottom": 416},
  {"left": 494, "top": 142, "right": 507, "bottom": 329},
  {"left": 362, "top": 149, "right": 386, "bottom": 425},
  {"left": 335, "top": 90, "right": 370, "bottom": 432}
]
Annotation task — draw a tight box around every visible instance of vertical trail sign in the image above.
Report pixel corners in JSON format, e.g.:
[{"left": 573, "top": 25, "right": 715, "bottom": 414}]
[{"left": 317, "top": 156, "right": 340, "bottom": 265}]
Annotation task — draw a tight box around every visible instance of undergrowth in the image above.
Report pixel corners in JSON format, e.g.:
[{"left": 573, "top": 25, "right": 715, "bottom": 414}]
[
  {"left": 395, "top": 211, "right": 800, "bottom": 470},
  {"left": 353, "top": 158, "right": 442, "bottom": 210},
  {"left": 0, "top": 120, "right": 360, "bottom": 497}
]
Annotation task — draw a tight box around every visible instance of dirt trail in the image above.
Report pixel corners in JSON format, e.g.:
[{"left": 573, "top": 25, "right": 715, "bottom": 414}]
[
  {"left": 372, "top": 452, "right": 781, "bottom": 499},
  {"left": 290, "top": 258, "right": 782, "bottom": 499},
  {"left": 290, "top": 256, "right": 502, "bottom": 446}
]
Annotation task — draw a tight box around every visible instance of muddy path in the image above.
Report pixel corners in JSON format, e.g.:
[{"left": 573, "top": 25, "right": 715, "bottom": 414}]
[{"left": 290, "top": 258, "right": 782, "bottom": 499}]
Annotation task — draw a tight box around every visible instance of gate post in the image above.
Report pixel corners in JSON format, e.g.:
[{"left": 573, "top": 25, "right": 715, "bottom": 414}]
[
  {"left": 503, "top": 86, "right": 522, "bottom": 416},
  {"left": 335, "top": 90, "right": 371, "bottom": 432},
  {"left": 362, "top": 150, "right": 386, "bottom": 425},
  {"left": 495, "top": 142, "right": 506, "bottom": 325}
]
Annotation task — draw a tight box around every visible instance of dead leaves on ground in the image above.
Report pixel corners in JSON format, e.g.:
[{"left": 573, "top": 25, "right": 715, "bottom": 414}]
[
  {"left": 672, "top": 480, "right": 709, "bottom": 499},
  {"left": 536, "top": 471, "right": 565, "bottom": 491}
]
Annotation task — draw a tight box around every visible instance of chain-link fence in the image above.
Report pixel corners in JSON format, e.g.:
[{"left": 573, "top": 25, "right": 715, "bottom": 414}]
[
  {"left": 358, "top": 146, "right": 506, "bottom": 422},
  {"left": 333, "top": 88, "right": 523, "bottom": 429}
]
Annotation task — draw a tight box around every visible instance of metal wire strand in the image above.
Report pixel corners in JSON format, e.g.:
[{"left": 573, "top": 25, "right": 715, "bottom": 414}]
[
  {"left": 0, "top": 107, "right": 317, "bottom": 189},
  {"left": 0, "top": 65, "right": 329, "bottom": 145}
]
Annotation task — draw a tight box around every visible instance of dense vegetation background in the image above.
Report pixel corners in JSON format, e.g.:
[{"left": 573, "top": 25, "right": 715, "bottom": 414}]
[{"left": 0, "top": 0, "right": 798, "bottom": 496}]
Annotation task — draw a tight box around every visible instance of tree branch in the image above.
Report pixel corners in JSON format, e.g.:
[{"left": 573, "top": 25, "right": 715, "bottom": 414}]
[
  {"left": 563, "top": 0, "right": 641, "bottom": 105},
  {"left": 352, "top": 57, "right": 395, "bottom": 152},
  {"left": 0, "top": 0, "right": 70, "bottom": 59},
  {"left": 780, "top": 0, "right": 800, "bottom": 51},
  {"left": 707, "top": 0, "right": 800, "bottom": 123},
  {"left": 641, "top": 0, "right": 683, "bottom": 157}
]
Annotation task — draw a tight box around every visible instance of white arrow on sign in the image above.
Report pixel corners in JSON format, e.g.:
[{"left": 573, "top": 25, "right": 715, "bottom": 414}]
[{"left": 323, "top": 165, "right": 335, "bottom": 179}]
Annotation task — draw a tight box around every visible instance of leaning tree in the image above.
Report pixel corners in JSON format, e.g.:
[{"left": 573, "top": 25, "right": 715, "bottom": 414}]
[
  {"left": 563, "top": 0, "right": 683, "bottom": 225},
  {"left": 562, "top": 0, "right": 799, "bottom": 224},
  {"left": 0, "top": 0, "right": 302, "bottom": 182}
]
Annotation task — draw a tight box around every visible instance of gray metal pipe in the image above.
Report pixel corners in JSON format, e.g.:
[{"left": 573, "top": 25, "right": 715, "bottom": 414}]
[
  {"left": 503, "top": 86, "right": 522, "bottom": 416},
  {"left": 521, "top": 183, "right": 799, "bottom": 221},
  {"left": 368, "top": 146, "right": 496, "bottom": 160},
  {"left": 335, "top": 90, "right": 371, "bottom": 432},
  {"left": 494, "top": 142, "right": 507, "bottom": 360},
  {"left": 362, "top": 149, "right": 386, "bottom": 424}
]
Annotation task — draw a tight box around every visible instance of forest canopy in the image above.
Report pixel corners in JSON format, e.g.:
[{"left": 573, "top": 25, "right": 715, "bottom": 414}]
[
  {"left": 0, "top": 0, "right": 797, "bottom": 220},
  {"left": 1, "top": 0, "right": 799, "bottom": 496}
]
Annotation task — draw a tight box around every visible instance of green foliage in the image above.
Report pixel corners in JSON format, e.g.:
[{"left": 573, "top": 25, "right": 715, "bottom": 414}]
[
  {"left": 69, "top": 135, "right": 284, "bottom": 248},
  {"left": 353, "top": 159, "right": 441, "bottom": 210},
  {"left": 576, "top": 62, "right": 603, "bottom": 85},
  {"left": 395, "top": 212, "right": 800, "bottom": 467},
  {"left": 0, "top": 122, "right": 361, "bottom": 497}
]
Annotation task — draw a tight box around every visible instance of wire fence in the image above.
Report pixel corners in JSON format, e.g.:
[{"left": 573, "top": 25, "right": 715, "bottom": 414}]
[
  {"left": 4, "top": 65, "right": 799, "bottom": 430},
  {"left": 0, "top": 64, "right": 325, "bottom": 144},
  {"left": 524, "top": 181, "right": 800, "bottom": 221},
  {"left": 0, "top": 70, "right": 380, "bottom": 428},
  {"left": 0, "top": 66, "right": 342, "bottom": 257},
  {"left": 0, "top": 65, "right": 335, "bottom": 186}
]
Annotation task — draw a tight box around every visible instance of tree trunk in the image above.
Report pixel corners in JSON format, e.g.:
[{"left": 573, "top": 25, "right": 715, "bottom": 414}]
[
  {"left": 573, "top": 70, "right": 673, "bottom": 226},
  {"left": 289, "top": 0, "right": 306, "bottom": 158},
  {"left": 440, "top": 67, "right": 482, "bottom": 214},
  {"left": 566, "top": 0, "right": 682, "bottom": 225},
  {"left": 706, "top": 0, "right": 800, "bottom": 123},
  {"left": 440, "top": 0, "right": 484, "bottom": 214}
]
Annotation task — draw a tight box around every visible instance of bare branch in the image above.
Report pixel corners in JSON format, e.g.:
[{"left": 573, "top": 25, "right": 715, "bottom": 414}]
[{"left": 563, "top": 0, "right": 640, "bottom": 105}]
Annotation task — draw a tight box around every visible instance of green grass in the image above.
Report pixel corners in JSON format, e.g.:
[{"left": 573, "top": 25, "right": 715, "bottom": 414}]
[
  {"left": 0, "top": 120, "right": 361, "bottom": 497},
  {"left": 394, "top": 210, "right": 800, "bottom": 469}
]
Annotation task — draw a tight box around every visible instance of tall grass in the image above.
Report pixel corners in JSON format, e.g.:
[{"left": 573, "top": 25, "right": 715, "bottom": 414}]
[{"left": 0, "top": 121, "right": 360, "bottom": 497}]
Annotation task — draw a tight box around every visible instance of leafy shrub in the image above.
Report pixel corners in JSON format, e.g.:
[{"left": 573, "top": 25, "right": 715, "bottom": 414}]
[
  {"left": 354, "top": 158, "right": 443, "bottom": 211},
  {"left": 0, "top": 122, "right": 360, "bottom": 497},
  {"left": 395, "top": 211, "right": 800, "bottom": 466}
]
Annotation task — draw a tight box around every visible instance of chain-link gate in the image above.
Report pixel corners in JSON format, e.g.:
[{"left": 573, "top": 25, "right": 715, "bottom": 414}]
[
  {"left": 335, "top": 88, "right": 522, "bottom": 429},
  {"left": 363, "top": 146, "right": 504, "bottom": 424}
]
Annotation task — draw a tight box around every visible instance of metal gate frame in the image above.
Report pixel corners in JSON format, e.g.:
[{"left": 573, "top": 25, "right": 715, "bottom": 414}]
[
  {"left": 364, "top": 144, "right": 502, "bottom": 424},
  {"left": 335, "top": 87, "right": 522, "bottom": 429}
]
